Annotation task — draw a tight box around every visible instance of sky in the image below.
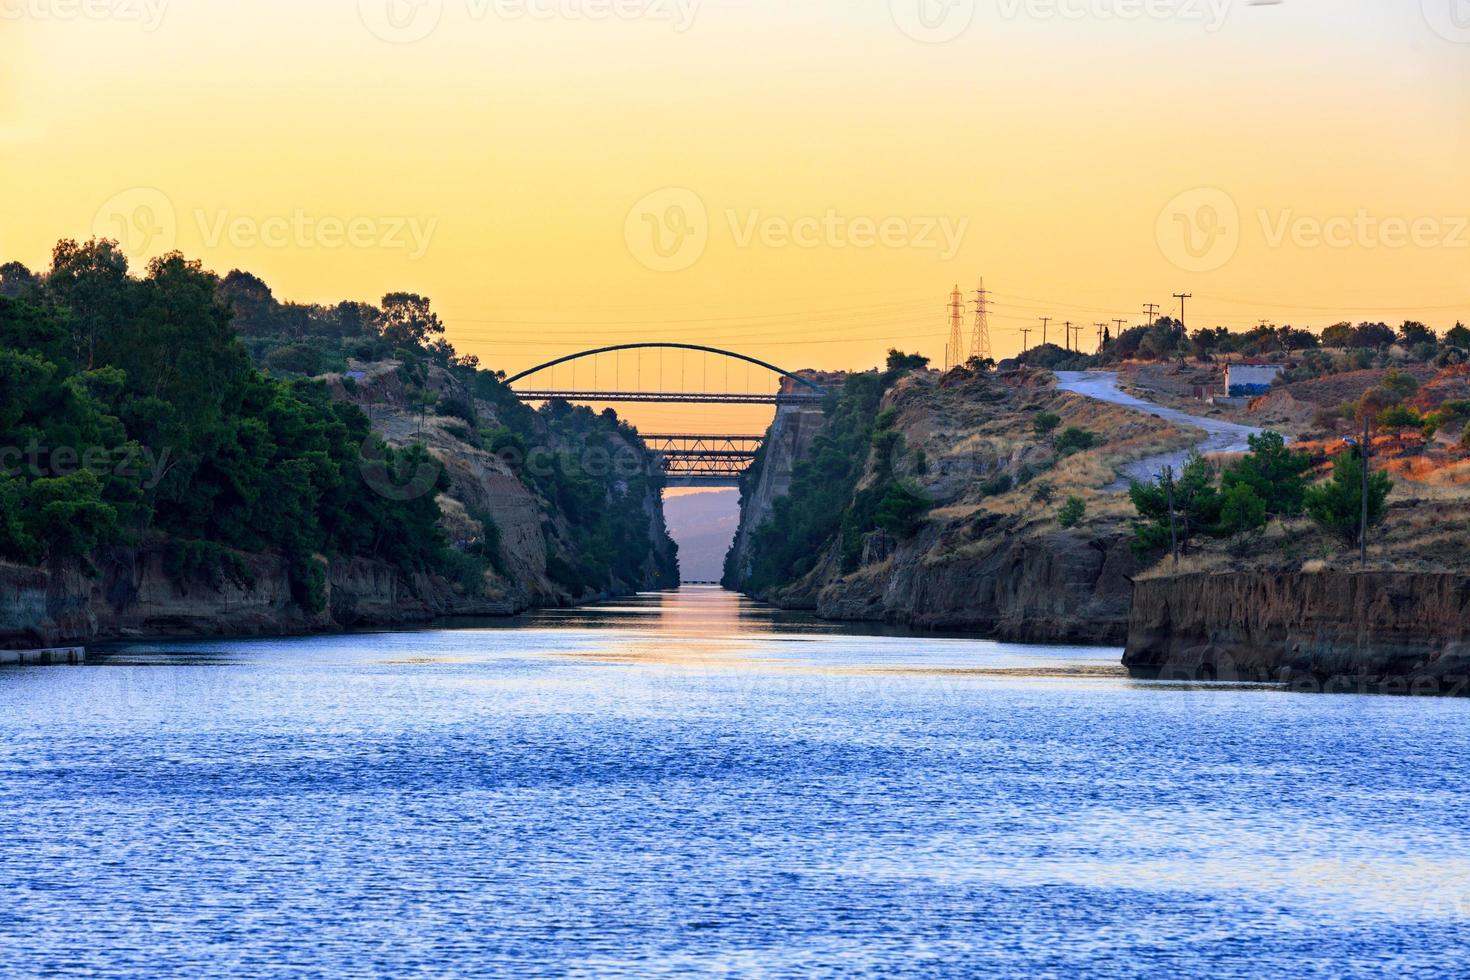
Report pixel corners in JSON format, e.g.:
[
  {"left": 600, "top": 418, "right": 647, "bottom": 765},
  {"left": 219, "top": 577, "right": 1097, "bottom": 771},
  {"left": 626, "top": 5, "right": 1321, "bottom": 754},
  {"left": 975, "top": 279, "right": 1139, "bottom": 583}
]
[{"left": 3, "top": 0, "right": 1468, "bottom": 435}]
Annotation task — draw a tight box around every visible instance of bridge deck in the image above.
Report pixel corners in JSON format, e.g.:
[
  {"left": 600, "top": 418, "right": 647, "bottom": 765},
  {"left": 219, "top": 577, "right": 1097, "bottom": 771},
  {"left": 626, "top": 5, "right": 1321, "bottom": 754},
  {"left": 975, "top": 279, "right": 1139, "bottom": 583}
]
[{"left": 512, "top": 390, "right": 825, "bottom": 406}]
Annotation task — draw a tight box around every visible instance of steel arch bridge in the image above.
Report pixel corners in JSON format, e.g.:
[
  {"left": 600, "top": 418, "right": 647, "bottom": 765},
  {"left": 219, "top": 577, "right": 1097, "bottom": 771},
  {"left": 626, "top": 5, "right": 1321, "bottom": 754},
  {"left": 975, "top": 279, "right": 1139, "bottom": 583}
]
[{"left": 506, "top": 344, "right": 825, "bottom": 487}]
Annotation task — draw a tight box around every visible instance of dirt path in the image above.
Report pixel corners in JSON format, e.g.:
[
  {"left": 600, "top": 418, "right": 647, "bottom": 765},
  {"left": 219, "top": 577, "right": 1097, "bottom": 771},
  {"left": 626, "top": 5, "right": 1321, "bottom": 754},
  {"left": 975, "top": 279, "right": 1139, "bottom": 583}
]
[{"left": 1055, "top": 370, "right": 1264, "bottom": 487}]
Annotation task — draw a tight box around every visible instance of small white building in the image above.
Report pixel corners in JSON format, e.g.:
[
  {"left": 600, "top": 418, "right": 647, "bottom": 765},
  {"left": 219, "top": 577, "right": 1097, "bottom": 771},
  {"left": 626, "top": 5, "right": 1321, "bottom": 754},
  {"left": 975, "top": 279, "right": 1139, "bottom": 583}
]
[{"left": 1225, "top": 362, "right": 1284, "bottom": 398}]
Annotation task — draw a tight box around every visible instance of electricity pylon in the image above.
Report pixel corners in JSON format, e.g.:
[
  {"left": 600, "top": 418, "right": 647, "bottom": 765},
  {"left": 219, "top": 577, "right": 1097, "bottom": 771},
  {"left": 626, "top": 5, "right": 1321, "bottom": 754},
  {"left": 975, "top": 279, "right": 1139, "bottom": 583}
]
[
  {"left": 971, "top": 278, "right": 992, "bottom": 364},
  {"left": 948, "top": 285, "right": 966, "bottom": 369}
]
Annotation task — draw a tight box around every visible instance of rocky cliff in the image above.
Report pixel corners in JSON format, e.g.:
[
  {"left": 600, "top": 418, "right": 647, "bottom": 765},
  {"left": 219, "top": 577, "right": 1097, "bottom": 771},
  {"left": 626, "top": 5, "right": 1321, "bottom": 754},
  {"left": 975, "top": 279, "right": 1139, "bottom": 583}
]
[
  {"left": 1125, "top": 570, "right": 1470, "bottom": 694},
  {"left": 0, "top": 546, "right": 514, "bottom": 649},
  {"left": 724, "top": 396, "right": 829, "bottom": 587},
  {"left": 727, "top": 366, "right": 1194, "bottom": 643}
]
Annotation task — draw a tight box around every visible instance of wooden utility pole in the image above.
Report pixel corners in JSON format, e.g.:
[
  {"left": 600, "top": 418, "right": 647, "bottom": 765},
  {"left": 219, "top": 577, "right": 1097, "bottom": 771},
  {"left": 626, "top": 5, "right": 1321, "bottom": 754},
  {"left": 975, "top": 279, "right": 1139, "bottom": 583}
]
[
  {"left": 1020, "top": 327, "right": 1032, "bottom": 352},
  {"left": 1165, "top": 465, "right": 1179, "bottom": 566},
  {"left": 1173, "top": 292, "right": 1193, "bottom": 330},
  {"left": 1063, "top": 321, "right": 1074, "bottom": 352},
  {"left": 1040, "top": 317, "right": 1052, "bottom": 348},
  {"left": 1144, "top": 303, "right": 1161, "bottom": 329},
  {"left": 1360, "top": 414, "right": 1371, "bottom": 569},
  {"left": 1094, "top": 322, "right": 1108, "bottom": 351}
]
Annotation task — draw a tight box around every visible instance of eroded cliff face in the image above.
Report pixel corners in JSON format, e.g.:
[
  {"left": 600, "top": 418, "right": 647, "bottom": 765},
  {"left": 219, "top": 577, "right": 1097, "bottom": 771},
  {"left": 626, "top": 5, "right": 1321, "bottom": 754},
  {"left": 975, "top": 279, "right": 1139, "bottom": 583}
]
[
  {"left": 808, "top": 517, "right": 1135, "bottom": 643},
  {"left": 1125, "top": 571, "right": 1470, "bottom": 694},
  {"left": 0, "top": 546, "right": 512, "bottom": 649},
  {"left": 728, "top": 368, "right": 1185, "bottom": 643}
]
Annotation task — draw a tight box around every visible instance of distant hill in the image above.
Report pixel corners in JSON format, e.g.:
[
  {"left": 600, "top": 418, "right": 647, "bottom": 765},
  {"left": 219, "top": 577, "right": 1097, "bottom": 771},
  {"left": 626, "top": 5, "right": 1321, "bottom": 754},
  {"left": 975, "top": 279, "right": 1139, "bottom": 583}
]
[{"left": 663, "top": 490, "right": 740, "bottom": 582}]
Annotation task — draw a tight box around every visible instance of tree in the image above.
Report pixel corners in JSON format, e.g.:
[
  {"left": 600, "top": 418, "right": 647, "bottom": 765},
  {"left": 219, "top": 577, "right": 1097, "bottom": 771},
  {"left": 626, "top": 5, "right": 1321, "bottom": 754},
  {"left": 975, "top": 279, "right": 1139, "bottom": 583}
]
[
  {"left": 379, "top": 292, "right": 445, "bottom": 348},
  {"left": 1220, "top": 431, "right": 1311, "bottom": 518},
  {"left": 1058, "top": 496, "right": 1087, "bottom": 529},
  {"left": 1304, "top": 445, "right": 1393, "bottom": 549},
  {"left": 46, "top": 238, "right": 132, "bottom": 368},
  {"left": 875, "top": 480, "right": 932, "bottom": 537},
  {"left": 1446, "top": 323, "right": 1470, "bottom": 349},
  {"left": 217, "top": 269, "right": 277, "bottom": 335},
  {"left": 1399, "top": 321, "right": 1437, "bottom": 348},
  {"left": 1321, "top": 323, "right": 1355, "bottom": 349},
  {"left": 886, "top": 349, "right": 930, "bottom": 374},
  {"left": 1033, "top": 411, "right": 1061, "bottom": 438},
  {"left": 1352, "top": 322, "right": 1397, "bottom": 349},
  {"left": 1359, "top": 369, "right": 1419, "bottom": 421},
  {"left": 0, "top": 261, "right": 39, "bottom": 298},
  {"left": 1215, "top": 481, "right": 1267, "bottom": 540},
  {"left": 1278, "top": 327, "right": 1319, "bottom": 351},
  {"left": 1129, "top": 452, "right": 1220, "bottom": 556}
]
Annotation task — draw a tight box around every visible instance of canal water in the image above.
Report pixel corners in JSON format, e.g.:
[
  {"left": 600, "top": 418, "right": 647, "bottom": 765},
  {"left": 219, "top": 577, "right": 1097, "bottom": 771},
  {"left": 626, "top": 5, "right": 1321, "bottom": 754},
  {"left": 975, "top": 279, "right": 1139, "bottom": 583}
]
[{"left": 2, "top": 588, "right": 1468, "bottom": 977}]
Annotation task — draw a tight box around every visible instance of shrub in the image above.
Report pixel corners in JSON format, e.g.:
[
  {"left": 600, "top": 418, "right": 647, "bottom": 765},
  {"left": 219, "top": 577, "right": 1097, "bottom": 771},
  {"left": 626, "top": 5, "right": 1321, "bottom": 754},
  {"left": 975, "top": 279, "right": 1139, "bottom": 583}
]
[
  {"left": 1033, "top": 411, "right": 1061, "bottom": 437},
  {"left": 290, "top": 555, "right": 328, "bottom": 614},
  {"left": 436, "top": 394, "right": 476, "bottom": 423},
  {"left": 980, "top": 473, "right": 1013, "bottom": 497},
  {"left": 1031, "top": 482, "right": 1056, "bottom": 506},
  {"left": 1376, "top": 405, "right": 1422, "bottom": 430},
  {"left": 1054, "top": 427, "right": 1099, "bottom": 456},
  {"left": 1058, "top": 496, "right": 1087, "bottom": 529}
]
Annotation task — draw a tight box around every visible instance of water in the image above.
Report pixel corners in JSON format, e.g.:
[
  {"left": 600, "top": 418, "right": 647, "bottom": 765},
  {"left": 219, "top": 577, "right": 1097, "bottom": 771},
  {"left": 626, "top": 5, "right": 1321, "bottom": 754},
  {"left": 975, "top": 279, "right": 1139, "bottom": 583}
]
[{"left": 3, "top": 589, "right": 1468, "bottom": 978}]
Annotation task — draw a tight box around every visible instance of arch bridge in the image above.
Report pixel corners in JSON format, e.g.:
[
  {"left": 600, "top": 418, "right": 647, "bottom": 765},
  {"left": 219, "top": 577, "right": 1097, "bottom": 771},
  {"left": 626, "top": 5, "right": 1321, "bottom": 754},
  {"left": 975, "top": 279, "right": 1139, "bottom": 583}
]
[{"left": 505, "top": 344, "right": 825, "bottom": 487}]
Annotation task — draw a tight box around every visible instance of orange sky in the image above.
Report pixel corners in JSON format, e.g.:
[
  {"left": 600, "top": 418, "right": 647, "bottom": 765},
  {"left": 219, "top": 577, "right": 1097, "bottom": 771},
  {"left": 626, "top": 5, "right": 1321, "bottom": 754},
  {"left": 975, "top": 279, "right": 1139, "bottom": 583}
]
[{"left": 3, "top": 1, "right": 1468, "bottom": 434}]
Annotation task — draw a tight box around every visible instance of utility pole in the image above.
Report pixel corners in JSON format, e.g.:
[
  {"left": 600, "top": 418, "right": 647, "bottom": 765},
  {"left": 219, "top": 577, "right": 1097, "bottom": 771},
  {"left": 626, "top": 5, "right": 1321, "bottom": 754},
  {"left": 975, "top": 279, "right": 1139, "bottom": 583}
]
[
  {"left": 1165, "top": 465, "right": 1179, "bottom": 567},
  {"left": 1113, "top": 318, "right": 1127, "bottom": 342},
  {"left": 1173, "top": 292, "right": 1193, "bottom": 330},
  {"left": 1063, "top": 321, "right": 1073, "bottom": 352},
  {"left": 949, "top": 285, "right": 966, "bottom": 370},
  {"left": 971, "top": 278, "right": 992, "bottom": 364},
  {"left": 1040, "top": 316, "right": 1052, "bottom": 349},
  {"left": 1020, "top": 327, "right": 1032, "bottom": 352},
  {"left": 1144, "top": 303, "right": 1161, "bottom": 329},
  {"left": 1360, "top": 414, "right": 1371, "bottom": 569},
  {"left": 1094, "top": 322, "right": 1108, "bottom": 352}
]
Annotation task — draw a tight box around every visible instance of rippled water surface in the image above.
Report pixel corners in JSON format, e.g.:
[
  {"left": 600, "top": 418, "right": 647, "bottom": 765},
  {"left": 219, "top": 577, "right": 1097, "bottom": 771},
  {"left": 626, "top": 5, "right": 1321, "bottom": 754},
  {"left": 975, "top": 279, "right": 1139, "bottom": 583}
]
[{"left": 3, "top": 589, "right": 1469, "bottom": 977}]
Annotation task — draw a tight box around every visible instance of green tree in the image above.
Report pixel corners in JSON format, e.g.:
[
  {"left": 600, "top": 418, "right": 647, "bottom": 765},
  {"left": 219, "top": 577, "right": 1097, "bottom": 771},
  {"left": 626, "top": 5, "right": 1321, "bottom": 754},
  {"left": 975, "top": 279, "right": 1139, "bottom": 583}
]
[
  {"left": 1128, "top": 452, "right": 1221, "bottom": 556},
  {"left": 875, "top": 480, "right": 932, "bottom": 537},
  {"left": 1215, "top": 481, "right": 1267, "bottom": 539},
  {"left": 379, "top": 292, "right": 445, "bottom": 348},
  {"left": 1446, "top": 322, "right": 1470, "bottom": 349},
  {"left": 886, "top": 349, "right": 930, "bottom": 373},
  {"left": 1220, "top": 431, "right": 1311, "bottom": 518},
  {"left": 1033, "top": 411, "right": 1061, "bottom": 438},
  {"left": 1304, "top": 446, "right": 1393, "bottom": 549},
  {"left": 1058, "top": 496, "right": 1087, "bottom": 529}
]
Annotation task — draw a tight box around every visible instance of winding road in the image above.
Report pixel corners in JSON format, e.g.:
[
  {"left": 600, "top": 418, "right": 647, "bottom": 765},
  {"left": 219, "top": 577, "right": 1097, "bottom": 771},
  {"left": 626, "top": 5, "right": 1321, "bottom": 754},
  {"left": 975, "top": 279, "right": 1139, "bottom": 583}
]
[{"left": 1054, "top": 371, "right": 1264, "bottom": 488}]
